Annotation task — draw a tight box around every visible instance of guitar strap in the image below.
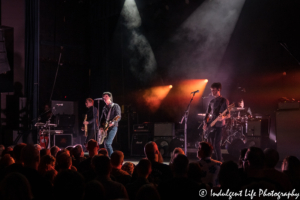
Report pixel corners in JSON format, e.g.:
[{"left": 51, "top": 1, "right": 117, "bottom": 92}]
[
  {"left": 213, "top": 97, "right": 226, "bottom": 118},
  {"left": 106, "top": 103, "right": 115, "bottom": 122}
]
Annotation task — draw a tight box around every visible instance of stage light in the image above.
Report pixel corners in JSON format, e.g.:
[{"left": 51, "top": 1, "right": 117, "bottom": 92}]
[
  {"left": 143, "top": 85, "right": 172, "bottom": 112},
  {"left": 169, "top": 85, "right": 173, "bottom": 88},
  {"left": 205, "top": 79, "right": 208, "bottom": 82}
]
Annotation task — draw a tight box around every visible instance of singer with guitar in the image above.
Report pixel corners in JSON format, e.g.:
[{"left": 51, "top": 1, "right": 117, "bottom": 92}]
[
  {"left": 203, "top": 82, "right": 230, "bottom": 162},
  {"left": 82, "top": 98, "right": 99, "bottom": 144},
  {"left": 99, "top": 92, "right": 121, "bottom": 157}
]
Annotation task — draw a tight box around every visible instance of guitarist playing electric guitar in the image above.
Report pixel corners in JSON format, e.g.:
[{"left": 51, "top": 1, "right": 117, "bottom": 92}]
[
  {"left": 99, "top": 92, "right": 121, "bottom": 157},
  {"left": 203, "top": 82, "right": 230, "bottom": 162}
]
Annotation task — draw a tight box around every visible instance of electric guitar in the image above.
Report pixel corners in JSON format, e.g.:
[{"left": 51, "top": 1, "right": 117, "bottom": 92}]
[
  {"left": 84, "top": 114, "right": 88, "bottom": 137},
  {"left": 204, "top": 103, "right": 234, "bottom": 139},
  {"left": 98, "top": 115, "right": 120, "bottom": 145}
]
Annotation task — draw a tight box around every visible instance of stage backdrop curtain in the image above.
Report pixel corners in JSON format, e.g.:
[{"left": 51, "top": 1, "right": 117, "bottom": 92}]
[{"left": 25, "top": 0, "right": 39, "bottom": 129}]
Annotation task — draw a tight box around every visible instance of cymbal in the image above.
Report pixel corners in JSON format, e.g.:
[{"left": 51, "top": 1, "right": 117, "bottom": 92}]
[
  {"left": 230, "top": 107, "right": 245, "bottom": 112},
  {"left": 35, "top": 122, "right": 45, "bottom": 127}
]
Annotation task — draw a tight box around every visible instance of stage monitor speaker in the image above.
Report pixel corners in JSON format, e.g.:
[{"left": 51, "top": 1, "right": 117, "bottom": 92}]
[
  {"left": 54, "top": 134, "right": 73, "bottom": 148},
  {"left": 131, "top": 133, "right": 149, "bottom": 156},
  {"left": 154, "top": 123, "right": 174, "bottom": 137},
  {"left": 276, "top": 110, "right": 300, "bottom": 161},
  {"left": 154, "top": 136, "right": 173, "bottom": 158},
  {"left": 247, "top": 119, "right": 268, "bottom": 136}
]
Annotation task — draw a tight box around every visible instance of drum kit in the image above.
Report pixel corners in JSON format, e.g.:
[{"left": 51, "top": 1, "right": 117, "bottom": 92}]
[
  {"left": 198, "top": 105, "right": 252, "bottom": 158},
  {"left": 221, "top": 107, "right": 249, "bottom": 148}
]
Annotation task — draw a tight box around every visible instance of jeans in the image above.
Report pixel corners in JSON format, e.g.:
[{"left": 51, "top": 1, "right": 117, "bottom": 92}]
[
  {"left": 104, "top": 126, "right": 118, "bottom": 157},
  {"left": 208, "top": 126, "right": 222, "bottom": 161}
]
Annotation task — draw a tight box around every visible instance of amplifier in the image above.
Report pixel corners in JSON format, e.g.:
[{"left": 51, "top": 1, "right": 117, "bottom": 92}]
[
  {"left": 247, "top": 119, "right": 268, "bottom": 136},
  {"left": 154, "top": 123, "right": 175, "bottom": 137},
  {"left": 133, "top": 123, "right": 152, "bottom": 132},
  {"left": 278, "top": 102, "right": 299, "bottom": 110},
  {"left": 131, "top": 133, "right": 149, "bottom": 156},
  {"left": 54, "top": 134, "right": 73, "bottom": 148}
]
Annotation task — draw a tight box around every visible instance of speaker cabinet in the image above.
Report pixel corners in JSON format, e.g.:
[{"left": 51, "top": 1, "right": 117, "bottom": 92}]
[
  {"left": 131, "top": 133, "right": 149, "bottom": 156},
  {"left": 154, "top": 123, "right": 174, "bottom": 137},
  {"left": 276, "top": 110, "right": 300, "bottom": 161},
  {"left": 247, "top": 119, "right": 268, "bottom": 136},
  {"left": 54, "top": 134, "right": 73, "bottom": 148},
  {"left": 154, "top": 136, "right": 173, "bottom": 158}
]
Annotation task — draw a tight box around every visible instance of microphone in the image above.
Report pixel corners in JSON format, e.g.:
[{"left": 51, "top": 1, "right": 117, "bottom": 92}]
[
  {"left": 191, "top": 90, "right": 199, "bottom": 94},
  {"left": 56, "top": 104, "right": 63, "bottom": 106},
  {"left": 94, "top": 98, "right": 103, "bottom": 100}
]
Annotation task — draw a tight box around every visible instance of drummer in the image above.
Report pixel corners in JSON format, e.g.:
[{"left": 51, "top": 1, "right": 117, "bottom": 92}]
[{"left": 238, "top": 99, "right": 252, "bottom": 119}]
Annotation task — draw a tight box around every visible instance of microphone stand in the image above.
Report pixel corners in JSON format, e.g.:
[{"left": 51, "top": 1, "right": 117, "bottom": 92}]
[{"left": 179, "top": 92, "right": 196, "bottom": 154}]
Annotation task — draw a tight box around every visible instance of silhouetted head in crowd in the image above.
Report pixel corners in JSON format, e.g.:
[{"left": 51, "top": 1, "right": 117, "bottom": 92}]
[
  {"left": 1, "top": 146, "right": 13, "bottom": 158},
  {"left": 40, "top": 148, "right": 51, "bottom": 158},
  {"left": 187, "top": 162, "right": 203, "bottom": 183},
  {"left": 197, "top": 142, "right": 213, "bottom": 159},
  {"left": 144, "top": 141, "right": 160, "bottom": 162},
  {"left": 98, "top": 148, "right": 108, "bottom": 156},
  {"left": 0, "top": 154, "right": 15, "bottom": 169},
  {"left": 66, "top": 146, "right": 74, "bottom": 157},
  {"left": 122, "top": 162, "right": 135, "bottom": 176},
  {"left": 0, "top": 172, "right": 32, "bottom": 200},
  {"left": 92, "top": 155, "right": 111, "bottom": 178},
  {"left": 59, "top": 149, "right": 70, "bottom": 157},
  {"left": 56, "top": 153, "right": 72, "bottom": 171},
  {"left": 72, "top": 145, "right": 84, "bottom": 159},
  {"left": 50, "top": 146, "right": 60, "bottom": 158},
  {"left": 170, "top": 147, "right": 185, "bottom": 165},
  {"left": 44, "top": 169, "right": 58, "bottom": 186},
  {"left": 172, "top": 154, "right": 189, "bottom": 177},
  {"left": 13, "top": 143, "right": 27, "bottom": 164},
  {"left": 136, "top": 184, "right": 161, "bottom": 200},
  {"left": 264, "top": 148, "right": 279, "bottom": 169},
  {"left": 38, "top": 154, "right": 56, "bottom": 175},
  {"left": 111, "top": 150, "right": 124, "bottom": 169},
  {"left": 34, "top": 144, "right": 41, "bottom": 152},
  {"left": 219, "top": 161, "right": 240, "bottom": 189},
  {"left": 243, "top": 147, "right": 265, "bottom": 172},
  {"left": 83, "top": 180, "right": 105, "bottom": 200},
  {"left": 87, "top": 139, "right": 99, "bottom": 157},
  {"left": 238, "top": 148, "right": 248, "bottom": 168},
  {"left": 136, "top": 159, "right": 152, "bottom": 178},
  {"left": 54, "top": 170, "right": 84, "bottom": 200},
  {"left": 21, "top": 144, "right": 40, "bottom": 170},
  {"left": 281, "top": 156, "right": 300, "bottom": 177}
]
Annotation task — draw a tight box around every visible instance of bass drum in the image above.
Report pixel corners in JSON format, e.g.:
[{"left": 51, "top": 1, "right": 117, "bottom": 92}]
[{"left": 226, "top": 139, "right": 245, "bottom": 160}]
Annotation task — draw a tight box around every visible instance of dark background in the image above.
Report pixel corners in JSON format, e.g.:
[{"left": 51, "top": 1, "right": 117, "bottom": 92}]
[{"left": 1, "top": 0, "right": 300, "bottom": 150}]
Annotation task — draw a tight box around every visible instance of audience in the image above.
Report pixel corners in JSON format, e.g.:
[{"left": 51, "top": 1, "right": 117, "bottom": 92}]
[
  {"left": 0, "top": 172, "right": 32, "bottom": 200},
  {"left": 92, "top": 155, "right": 128, "bottom": 199},
  {"left": 53, "top": 170, "right": 84, "bottom": 200},
  {"left": 0, "top": 140, "right": 299, "bottom": 200},
  {"left": 110, "top": 150, "right": 131, "bottom": 185},
  {"left": 281, "top": 155, "right": 300, "bottom": 191},
  {"left": 135, "top": 141, "right": 172, "bottom": 186},
  {"left": 50, "top": 146, "right": 60, "bottom": 158},
  {"left": 122, "top": 162, "right": 135, "bottom": 176},
  {"left": 197, "top": 141, "right": 221, "bottom": 187},
  {"left": 169, "top": 147, "right": 185, "bottom": 166},
  {"left": 72, "top": 145, "right": 85, "bottom": 169},
  {"left": 159, "top": 154, "right": 206, "bottom": 200},
  {"left": 126, "top": 159, "right": 152, "bottom": 200}
]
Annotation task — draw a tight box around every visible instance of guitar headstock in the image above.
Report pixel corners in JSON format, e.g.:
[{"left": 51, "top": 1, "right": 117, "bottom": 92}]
[{"left": 228, "top": 103, "right": 235, "bottom": 110}]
